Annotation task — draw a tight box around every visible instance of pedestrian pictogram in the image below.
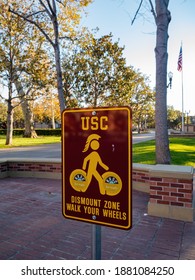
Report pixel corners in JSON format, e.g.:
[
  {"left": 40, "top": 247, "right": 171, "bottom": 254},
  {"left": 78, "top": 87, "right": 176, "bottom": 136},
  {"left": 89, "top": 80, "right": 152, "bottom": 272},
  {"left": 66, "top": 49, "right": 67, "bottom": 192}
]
[
  {"left": 69, "top": 133, "right": 122, "bottom": 196},
  {"left": 62, "top": 106, "right": 132, "bottom": 230}
]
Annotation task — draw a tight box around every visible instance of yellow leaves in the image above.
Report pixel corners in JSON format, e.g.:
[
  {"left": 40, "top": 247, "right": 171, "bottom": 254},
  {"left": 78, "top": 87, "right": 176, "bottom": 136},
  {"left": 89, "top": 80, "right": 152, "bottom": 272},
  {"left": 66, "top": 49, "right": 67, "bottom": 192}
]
[
  {"left": 58, "top": 0, "right": 93, "bottom": 31},
  {"left": 33, "top": 93, "right": 61, "bottom": 122}
]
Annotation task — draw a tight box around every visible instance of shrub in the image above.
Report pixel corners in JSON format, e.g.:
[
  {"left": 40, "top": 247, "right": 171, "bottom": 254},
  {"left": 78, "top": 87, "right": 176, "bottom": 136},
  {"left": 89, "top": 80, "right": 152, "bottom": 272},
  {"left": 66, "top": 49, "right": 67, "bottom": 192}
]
[
  {"left": 0, "top": 129, "right": 62, "bottom": 136},
  {"left": 35, "top": 129, "right": 61, "bottom": 136}
]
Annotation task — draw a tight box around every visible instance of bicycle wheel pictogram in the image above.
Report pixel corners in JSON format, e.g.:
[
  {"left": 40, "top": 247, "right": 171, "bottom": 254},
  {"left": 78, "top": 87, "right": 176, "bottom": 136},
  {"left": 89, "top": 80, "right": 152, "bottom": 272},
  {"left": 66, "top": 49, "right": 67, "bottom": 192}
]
[
  {"left": 69, "top": 169, "right": 88, "bottom": 192},
  {"left": 102, "top": 171, "right": 122, "bottom": 196}
]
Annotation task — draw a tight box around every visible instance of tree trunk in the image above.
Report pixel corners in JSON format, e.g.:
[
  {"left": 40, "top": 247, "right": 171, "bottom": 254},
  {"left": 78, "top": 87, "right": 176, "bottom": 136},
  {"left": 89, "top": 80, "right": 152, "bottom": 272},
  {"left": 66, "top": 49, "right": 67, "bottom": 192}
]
[
  {"left": 51, "top": 94, "right": 55, "bottom": 129},
  {"left": 54, "top": 44, "right": 66, "bottom": 113},
  {"left": 6, "top": 78, "right": 14, "bottom": 145},
  {"left": 14, "top": 80, "right": 38, "bottom": 138},
  {"left": 155, "top": 0, "right": 171, "bottom": 164},
  {"left": 21, "top": 98, "right": 38, "bottom": 138},
  {"left": 6, "top": 99, "right": 13, "bottom": 145},
  {"left": 53, "top": 12, "right": 66, "bottom": 113}
]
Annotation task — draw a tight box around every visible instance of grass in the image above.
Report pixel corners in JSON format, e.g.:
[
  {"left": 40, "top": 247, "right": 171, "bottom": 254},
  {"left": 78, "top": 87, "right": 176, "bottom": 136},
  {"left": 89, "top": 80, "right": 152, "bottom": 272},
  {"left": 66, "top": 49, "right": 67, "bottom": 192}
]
[
  {"left": 0, "top": 135, "right": 61, "bottom": 149},
  {"left": 133, "top": 139, "right": 156, "bottom": 164},
  {"left": 133, "top": 137, "right": 195, "bottom": 167}
]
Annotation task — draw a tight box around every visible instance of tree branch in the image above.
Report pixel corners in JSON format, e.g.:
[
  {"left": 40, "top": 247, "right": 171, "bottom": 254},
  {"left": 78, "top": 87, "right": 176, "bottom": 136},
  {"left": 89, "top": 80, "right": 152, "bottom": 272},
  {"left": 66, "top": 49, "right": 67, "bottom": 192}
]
[
  {"left": 59, "top": 35, "right": 74, "bottom": 41},
  {"left": 0, "top": 93, "right": 6, "bottom": 101},
  {"left": 39, "top": 0, "right": 54, "bottom": 17},
  {"left": 131, "top": 0, "right": 144, "bottom": 25},
  {"left": 56, "top": 0, "right": 66, "bottom": 8},
  {"left": 8, "top": 7, "right": 54, "bottom": 47},
  {"left": 148, "top": 0, "right": 157, "bottom": 23},
  {"left": 26, "top": 9, "right": 46, "bottom": 19}
]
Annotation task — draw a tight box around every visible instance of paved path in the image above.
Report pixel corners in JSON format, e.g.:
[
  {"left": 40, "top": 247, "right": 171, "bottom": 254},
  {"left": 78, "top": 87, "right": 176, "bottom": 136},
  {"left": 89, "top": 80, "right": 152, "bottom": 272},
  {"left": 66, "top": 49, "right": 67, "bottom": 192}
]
[
  {"left": 0, "top": 177, "right": 195, "bottom": 260},
  {"left": 132, "top": 131, "right": 155, "bottom": 144},
  {"left": 0, "top": 133, "right": 155, "bottom": 159},
  {"left": 0, "top": 143, "right": 61, "bottom": 159}
]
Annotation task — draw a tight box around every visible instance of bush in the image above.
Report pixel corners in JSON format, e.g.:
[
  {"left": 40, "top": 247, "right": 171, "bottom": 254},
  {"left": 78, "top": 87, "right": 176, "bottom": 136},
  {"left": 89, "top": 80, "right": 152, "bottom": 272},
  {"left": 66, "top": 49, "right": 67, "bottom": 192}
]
[
  {"left": 13, "top": 129, "right": 25, "bottom": 136},
  {"left": 35, "top": 129, "right": 61, "bottom": 136},
  {"left": 0, "top": 129, "right": 62, "bottom": 136},
  {"left": 0, "top": 129, "right": 6, "bottom": 136}
]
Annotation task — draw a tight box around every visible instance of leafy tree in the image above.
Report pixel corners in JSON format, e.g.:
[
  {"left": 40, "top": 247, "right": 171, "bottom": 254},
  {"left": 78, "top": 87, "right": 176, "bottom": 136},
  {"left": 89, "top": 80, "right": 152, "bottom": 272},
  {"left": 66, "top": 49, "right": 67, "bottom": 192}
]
[
  {"left": 0, "top": 100, "right": 7, "bottom": 128},
  {"left": 130, "top": 75, "right": 155, "bottom": 132},
  {"left": 14, "top": 35, "right": 53, "bottom": 137},
  {"left": 33, "top": 93, "right": 60, "bottom": 127},
  {"left": 104, "top": 66, "right": 155, "bottom": 130},
  {"left": 13, "top": 100, "right": 24, "bottom": 128},
  {"left": 167, "top": 106, "right": 182, "bottom": 130},
  {"left": 0, "top": 0, "right": 52, "bottom": 142},
  {"left": 9, "top": 0, "right": 93, "bottom": 112},
  {"left": 62, "top": 33, "right": 136, "bottom": 107},
  {"left": 61, "top": 31, "right": 154, "bottom": 126},
  {"left": 0, "top": 1, "right": 25, "bottom": 144}
]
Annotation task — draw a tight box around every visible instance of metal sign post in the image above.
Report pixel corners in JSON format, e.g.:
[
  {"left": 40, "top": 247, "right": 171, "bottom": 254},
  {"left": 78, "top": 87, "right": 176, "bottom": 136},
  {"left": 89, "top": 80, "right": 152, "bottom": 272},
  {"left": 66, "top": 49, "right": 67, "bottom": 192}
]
[{"left": 92, "top": 224, "right": 101, "bottom": 260}]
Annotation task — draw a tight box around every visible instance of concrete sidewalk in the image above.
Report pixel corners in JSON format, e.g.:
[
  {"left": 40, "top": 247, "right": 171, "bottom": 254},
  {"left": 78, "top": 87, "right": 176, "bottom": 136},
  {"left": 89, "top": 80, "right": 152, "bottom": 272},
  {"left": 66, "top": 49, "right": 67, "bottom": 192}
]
[
  {"left": 0, "top": 143, "right": 61, "bottom": 159},
  {"left": 0, "top": 133, "right": 155, "bottom": 159},
  {"left": 0, "top": 177, "right": 195, "bottom": 260}
]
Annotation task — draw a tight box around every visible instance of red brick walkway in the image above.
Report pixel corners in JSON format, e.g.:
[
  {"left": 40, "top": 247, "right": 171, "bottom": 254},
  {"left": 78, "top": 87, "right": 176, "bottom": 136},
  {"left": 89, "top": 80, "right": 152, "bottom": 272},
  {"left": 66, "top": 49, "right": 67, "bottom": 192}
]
[{"left": 0, "top": 177, "right": 195, "bottom": 260}]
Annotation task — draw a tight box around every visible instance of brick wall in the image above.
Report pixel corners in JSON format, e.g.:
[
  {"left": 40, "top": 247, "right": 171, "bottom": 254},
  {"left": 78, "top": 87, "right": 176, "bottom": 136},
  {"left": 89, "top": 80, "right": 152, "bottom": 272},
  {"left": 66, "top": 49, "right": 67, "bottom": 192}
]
[
  {"left": 133, "top": 165, "right": 193, "bottom": 205},
  {"left": 0, "top": 162, "right": 8, "bottom": 174},
  {"left": 149, "top": 177, "right": 193, "bottom": 208},
  {"left": 133, "top": 164, "right": 194, "bottom": 221},
  {"left": 8, "top": 162, "right": 61, "bottom": 173},
  {"left": 0, "top": 160, "right": 61, "bottom": 179},
  {"left": 0, "top": 160, "right": 194, "bottom": 221}
]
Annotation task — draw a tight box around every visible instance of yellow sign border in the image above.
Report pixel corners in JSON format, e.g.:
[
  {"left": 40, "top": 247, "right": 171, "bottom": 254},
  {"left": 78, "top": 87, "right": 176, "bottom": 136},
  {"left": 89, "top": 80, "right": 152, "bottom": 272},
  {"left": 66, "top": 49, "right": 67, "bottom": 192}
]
[{"left": 62, "top": 106, "right": 132, "bottom": 230}]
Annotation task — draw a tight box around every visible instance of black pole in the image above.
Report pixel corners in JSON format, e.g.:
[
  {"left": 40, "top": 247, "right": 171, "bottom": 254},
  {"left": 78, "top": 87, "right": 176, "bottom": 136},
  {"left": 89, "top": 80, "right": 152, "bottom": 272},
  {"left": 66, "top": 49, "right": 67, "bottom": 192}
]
[{"left": 91, "top": 224, "right": 101, "bottom": 260}]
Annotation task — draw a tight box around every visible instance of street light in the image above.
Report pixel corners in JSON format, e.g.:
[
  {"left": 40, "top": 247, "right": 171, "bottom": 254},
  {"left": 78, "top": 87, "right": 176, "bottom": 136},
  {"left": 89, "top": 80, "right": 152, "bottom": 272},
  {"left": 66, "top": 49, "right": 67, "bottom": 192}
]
[
  {"left": 185, "top": 110, "right": 190, "bottom": 132},
  {"left": 167, "top": 71, "right": 173, "bottom": 89}
]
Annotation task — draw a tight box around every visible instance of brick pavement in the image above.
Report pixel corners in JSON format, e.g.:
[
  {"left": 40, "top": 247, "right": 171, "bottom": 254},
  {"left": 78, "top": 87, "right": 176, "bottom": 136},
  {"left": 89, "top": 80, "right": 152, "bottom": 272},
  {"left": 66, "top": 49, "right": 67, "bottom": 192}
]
[{"left": 0, "top": 177, "right": 195, "bottom": 260}]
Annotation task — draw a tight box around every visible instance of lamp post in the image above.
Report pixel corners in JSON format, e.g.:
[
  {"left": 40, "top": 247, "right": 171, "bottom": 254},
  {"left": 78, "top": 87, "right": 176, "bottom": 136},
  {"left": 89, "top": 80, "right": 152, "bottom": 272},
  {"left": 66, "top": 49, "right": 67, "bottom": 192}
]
[
  {"left": 185, "top": 110, "right": 190, "bottom": 133},
  {"left": 167, "top": 71, "right": 173, "bottom": 89}
]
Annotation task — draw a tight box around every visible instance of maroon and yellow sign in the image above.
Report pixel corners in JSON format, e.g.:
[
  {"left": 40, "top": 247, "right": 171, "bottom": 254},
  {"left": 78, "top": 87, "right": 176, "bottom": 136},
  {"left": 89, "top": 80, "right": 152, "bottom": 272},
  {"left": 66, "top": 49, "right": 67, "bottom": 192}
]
[{"left": 62, "top": 107, "right": 132, "bottom": 230}]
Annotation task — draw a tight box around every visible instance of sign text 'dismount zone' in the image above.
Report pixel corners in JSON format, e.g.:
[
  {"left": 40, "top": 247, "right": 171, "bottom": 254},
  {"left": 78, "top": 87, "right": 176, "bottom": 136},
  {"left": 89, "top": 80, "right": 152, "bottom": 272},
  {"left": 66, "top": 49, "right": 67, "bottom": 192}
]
[{"left": 62, "top": 107, "right": 132, "bottom": 230}]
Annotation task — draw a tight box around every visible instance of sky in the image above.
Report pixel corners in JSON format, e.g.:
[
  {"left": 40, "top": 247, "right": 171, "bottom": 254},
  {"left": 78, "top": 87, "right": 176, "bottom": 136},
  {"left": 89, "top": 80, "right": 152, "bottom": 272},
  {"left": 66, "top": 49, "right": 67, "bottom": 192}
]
[{"left": 80, "top": 0, "right": 195, "bottom": 115}]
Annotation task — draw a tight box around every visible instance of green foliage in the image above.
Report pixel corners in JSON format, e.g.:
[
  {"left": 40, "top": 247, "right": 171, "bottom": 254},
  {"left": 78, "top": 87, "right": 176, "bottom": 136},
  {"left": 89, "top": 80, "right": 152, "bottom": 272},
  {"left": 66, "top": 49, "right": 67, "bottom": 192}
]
[
  {"left": 167, "top": 105, "right": 182, "bottom": 129},
  {"left": 0, "top": 102, "right": 7, "bottom": 124},
  {"left": 0, "top": 129, "right": 6, "bottom": 136},
  {"left": 62, "top": 33, "right": 136, "bottom": 107},
  {"left": 61, "top": 31, "right": 155, "bottom": 131},
  {"left": 35, "top": 129, "right": 61, "bottom": 136},
  {"left": 0, "top": 129, "right": 61, "bottom": 136},
  {"left": 0, "top": 129, "right": 26, "bottom": 136}
]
